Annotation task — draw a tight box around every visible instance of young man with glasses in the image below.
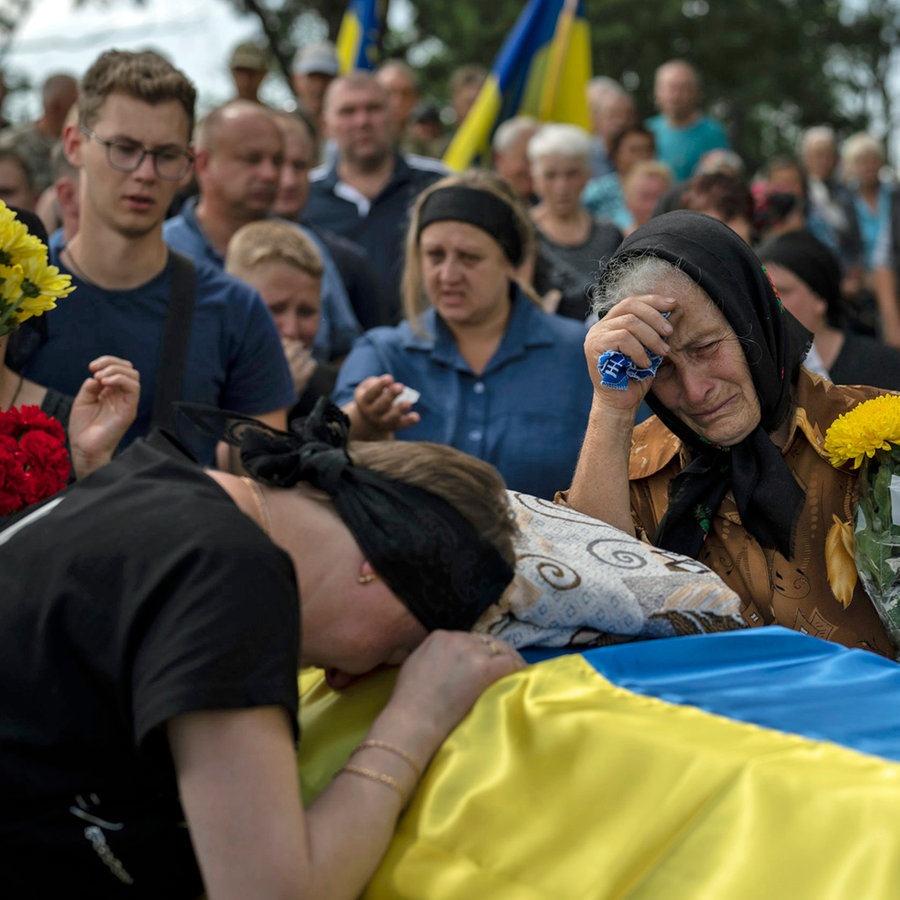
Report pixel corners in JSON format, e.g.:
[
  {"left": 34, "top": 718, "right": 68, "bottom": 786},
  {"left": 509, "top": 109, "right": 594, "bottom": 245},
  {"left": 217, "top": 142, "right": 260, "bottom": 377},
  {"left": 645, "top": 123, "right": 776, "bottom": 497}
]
[{"left": 19, "top": 49, "right": 294, "bottom": 463}]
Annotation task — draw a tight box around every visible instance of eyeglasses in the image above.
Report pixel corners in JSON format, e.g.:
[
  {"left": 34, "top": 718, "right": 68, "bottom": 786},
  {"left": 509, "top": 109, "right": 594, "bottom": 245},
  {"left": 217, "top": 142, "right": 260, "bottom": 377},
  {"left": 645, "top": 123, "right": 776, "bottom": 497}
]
[{"left": 79, "top": 126, "right": 193, "bottom": 181}]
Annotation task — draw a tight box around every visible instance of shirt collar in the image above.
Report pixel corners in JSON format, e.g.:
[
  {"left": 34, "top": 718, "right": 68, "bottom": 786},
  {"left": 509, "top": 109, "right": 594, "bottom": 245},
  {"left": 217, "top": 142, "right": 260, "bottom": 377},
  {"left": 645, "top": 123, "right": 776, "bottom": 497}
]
[
  {"left": 324, "top": 150, "right": 410, "bottom": 199},
  {"left": 180, "top": 197, "right": 224, "bottom": 266},
  {"left": 399, "top": 290, "right": 555, "bottom": 371}
]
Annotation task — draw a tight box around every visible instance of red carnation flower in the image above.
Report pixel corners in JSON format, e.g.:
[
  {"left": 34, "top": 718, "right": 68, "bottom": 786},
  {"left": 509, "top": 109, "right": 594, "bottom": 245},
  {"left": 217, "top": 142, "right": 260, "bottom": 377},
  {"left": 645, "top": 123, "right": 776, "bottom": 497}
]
[{"left": 0, "top": 405, "right": 70, "bottom": 516}]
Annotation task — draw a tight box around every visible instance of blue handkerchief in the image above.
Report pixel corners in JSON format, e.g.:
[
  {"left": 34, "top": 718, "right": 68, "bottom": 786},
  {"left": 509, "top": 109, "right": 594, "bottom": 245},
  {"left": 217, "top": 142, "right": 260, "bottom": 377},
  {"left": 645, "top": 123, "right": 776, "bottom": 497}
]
[
  {"left": 597, "top": 349, "right": 663, "bottom": 390},
  {"left": 596, "top": 312, "right": 669, "bottom": 390}
]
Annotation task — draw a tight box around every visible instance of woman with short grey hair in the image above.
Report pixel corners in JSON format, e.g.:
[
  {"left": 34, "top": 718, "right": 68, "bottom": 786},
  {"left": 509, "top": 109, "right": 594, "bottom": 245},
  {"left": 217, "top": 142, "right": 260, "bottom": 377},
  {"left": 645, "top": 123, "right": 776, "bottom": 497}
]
[{"left": 528, "top": 123, "right": 622, "bottom": 321}]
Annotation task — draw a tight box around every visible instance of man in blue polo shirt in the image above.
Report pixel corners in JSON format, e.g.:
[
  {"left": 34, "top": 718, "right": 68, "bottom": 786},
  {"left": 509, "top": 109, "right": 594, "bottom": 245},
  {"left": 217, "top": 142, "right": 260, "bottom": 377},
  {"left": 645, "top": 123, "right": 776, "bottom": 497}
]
[
  {"left": 306, "top": 72, "right": 446, "bottom": 325},
  {"left": 645, "top": 59, "right": 729, "bottom": 183}
]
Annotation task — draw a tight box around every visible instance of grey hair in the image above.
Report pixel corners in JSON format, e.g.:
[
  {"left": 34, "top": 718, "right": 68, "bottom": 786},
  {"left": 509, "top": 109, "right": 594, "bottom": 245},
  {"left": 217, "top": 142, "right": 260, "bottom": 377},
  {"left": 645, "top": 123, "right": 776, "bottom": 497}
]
[
  {"left": 590, "top": 252, "right": 761, "bottom": 365},
  {"left": 587, "top": 76, "right": 628, "bottom": 108},
  {"left": 590, "top": 254, "right": 697, "bottom": 318},
  {"left": 492, "top": 115, "right": 538, "bottom": 154},
  {"left": 800, "top": 125, "right": 836, "bottom": 153},
  {"left": 527, "top": 123, "right": 592, "bottom": 165}
]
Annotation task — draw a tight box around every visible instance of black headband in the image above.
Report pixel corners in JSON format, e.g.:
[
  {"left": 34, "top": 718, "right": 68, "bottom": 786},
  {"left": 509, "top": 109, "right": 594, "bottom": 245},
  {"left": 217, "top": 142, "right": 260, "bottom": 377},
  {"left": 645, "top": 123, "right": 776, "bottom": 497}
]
[
  {"left": 417, "top": 186, "right": 524, "bottom": 265},
  {"left": 185, "top": 400, "right": 514, "bottom": 632}
]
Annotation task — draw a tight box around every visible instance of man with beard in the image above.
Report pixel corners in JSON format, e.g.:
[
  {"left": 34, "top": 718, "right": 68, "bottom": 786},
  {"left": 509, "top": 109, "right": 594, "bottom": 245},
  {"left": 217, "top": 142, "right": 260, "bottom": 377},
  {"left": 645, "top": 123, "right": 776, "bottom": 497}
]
[{"left": 306, "top": 72, "right": 446, "bottom": 325}]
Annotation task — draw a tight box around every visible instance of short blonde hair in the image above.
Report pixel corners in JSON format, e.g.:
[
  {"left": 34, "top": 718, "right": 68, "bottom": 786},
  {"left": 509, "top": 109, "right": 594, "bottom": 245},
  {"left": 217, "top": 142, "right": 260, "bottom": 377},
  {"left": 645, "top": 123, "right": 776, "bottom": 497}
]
[
  {"left": 349, "top": 440, "right": 517, "bottom": 572},
  {"left": 225, "top": 220, "right": 324, "bottom": 280},
  {"left": 841, "top": 131, "right": 885, "bottom": 166},
  {"left": 622, "top": 160, "right": 673, "bottom": 195}
]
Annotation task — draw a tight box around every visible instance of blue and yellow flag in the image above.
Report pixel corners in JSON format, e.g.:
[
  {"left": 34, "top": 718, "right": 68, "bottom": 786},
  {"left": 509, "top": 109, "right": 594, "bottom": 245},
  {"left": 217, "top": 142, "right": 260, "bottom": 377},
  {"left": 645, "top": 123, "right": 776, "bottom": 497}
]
[
  {"left": 299, "top": 629, "right": 900, "bottom": 898},
  {"left": 443, "top": 0, "right": 592, "bottom": 172},
  {"left": 336, "top": 0, "right": 383, "bottom": 74}
]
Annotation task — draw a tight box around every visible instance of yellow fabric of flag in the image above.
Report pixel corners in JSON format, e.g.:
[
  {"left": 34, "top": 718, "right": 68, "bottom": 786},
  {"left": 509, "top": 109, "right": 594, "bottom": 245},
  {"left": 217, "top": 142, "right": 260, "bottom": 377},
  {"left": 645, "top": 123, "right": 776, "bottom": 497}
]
[
  {"left": 443, "top": 0, "right": 592, "bottom": 172},
  {"left": 298, "top": 653, "right": 900, "bottom": 899}
]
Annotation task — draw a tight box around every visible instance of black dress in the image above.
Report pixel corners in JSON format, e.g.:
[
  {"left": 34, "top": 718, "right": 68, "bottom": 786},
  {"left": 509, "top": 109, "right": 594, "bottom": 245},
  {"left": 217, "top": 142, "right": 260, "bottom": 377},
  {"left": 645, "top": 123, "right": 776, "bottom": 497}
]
[{"left": 0, "top": 433, "right": 299, "bottom": 896}]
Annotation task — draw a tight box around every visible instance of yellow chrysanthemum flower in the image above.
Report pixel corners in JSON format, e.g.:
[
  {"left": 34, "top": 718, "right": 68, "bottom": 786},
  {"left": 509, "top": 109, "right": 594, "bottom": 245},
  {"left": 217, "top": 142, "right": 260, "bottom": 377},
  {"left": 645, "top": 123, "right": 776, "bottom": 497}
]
[
  {"left": 0, "top": 206, "right": 46, "bottom": 268},
  {"left": 0, "top": 262, "right": 25, "bottom": 308},
  {"left": 824, "top": 395, "right": 900, "bottom": 469},
  {"left": 0, "top": 200, "right": 74, "bottom": 336}
]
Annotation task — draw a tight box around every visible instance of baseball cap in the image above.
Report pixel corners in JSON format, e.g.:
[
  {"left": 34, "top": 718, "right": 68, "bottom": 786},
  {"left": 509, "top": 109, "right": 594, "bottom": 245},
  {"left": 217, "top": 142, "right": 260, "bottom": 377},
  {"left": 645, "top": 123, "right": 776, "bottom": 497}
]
[
  {"left": 293, "top": 41, "right": 340, "bottom": 77},
  {"left": 230, "top": 41, "right": 268, "bottom": 72}
]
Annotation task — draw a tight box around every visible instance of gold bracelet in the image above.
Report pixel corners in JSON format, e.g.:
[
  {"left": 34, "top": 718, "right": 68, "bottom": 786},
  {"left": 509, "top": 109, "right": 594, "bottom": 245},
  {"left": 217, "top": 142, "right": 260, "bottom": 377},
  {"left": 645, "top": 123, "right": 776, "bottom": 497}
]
[
  {"left": 354, "top": 739, "right": 423, "bottom": 779},
  {"left": 341, "top": 764, "right": 408, "bottom": 806}
]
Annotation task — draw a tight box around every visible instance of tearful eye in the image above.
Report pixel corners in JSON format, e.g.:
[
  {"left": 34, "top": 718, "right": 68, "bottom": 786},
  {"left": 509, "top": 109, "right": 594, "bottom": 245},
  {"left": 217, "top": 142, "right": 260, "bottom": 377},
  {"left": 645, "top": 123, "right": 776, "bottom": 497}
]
[{"left": 693, "top": 341, "right": 721, "bottom": 358}]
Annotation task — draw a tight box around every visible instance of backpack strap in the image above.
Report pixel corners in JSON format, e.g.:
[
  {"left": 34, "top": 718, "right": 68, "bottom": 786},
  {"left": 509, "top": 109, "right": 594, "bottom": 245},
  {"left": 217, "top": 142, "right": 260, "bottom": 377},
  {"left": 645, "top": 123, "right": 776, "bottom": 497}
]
[{"left": 151, "top": 251, "right": 196, "bottom": 431}]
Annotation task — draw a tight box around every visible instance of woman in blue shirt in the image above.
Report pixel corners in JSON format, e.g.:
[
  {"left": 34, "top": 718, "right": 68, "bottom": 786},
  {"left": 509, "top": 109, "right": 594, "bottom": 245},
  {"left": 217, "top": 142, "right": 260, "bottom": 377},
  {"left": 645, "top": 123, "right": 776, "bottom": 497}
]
[{"left": 334, "top": 171, "right": 594, "bottom": 499}]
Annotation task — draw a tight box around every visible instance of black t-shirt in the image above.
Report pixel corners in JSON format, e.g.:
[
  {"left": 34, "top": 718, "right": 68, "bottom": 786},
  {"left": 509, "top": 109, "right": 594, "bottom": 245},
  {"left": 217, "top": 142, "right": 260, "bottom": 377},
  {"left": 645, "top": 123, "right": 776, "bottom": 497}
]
[{"left": 0, "top": 433, "right": 299, "bottom": 896}]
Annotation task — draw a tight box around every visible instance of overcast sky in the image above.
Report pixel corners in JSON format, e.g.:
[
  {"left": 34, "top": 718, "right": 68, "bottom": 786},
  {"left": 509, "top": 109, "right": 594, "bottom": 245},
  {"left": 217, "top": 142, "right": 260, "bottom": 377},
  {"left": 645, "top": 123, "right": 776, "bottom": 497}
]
[{"left": 3, "top": 0, "right": 295, "bottom": 120}]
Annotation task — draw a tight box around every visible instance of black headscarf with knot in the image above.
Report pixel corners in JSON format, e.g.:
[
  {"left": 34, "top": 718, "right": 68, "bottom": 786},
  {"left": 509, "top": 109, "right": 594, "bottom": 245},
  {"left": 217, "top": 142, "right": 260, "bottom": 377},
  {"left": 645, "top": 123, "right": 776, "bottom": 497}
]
[
  {"left": 604, "top": 210, "right": 813, "bottom": 559},
  {"left": 186, "top": 399, "right": 514, "bottom": 632}
]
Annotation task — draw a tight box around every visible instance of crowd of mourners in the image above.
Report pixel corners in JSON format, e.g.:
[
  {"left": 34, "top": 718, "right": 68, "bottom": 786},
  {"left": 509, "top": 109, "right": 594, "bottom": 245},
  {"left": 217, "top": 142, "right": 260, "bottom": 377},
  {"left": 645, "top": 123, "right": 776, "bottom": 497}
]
[{"left": 1, "top": 35, "right": 899, "bottom": 896}]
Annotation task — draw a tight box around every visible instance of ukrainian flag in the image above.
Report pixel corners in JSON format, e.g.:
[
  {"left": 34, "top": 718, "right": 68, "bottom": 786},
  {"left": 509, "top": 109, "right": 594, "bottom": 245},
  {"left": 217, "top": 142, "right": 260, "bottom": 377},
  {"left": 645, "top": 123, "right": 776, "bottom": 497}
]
[
  {"left": 299, "top": 629, "right": 900, "bottom": 898},
  {"left": 443, "top": 0, "right": 592, "bottom": 172},
  {"left": 336, "top": 0, "right": 383, "bottom": 74}
]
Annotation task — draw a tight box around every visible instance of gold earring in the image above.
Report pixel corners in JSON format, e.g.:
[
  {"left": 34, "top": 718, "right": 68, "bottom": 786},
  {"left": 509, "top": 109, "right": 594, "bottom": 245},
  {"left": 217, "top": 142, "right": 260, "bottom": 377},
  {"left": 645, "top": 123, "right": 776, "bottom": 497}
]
[{"left": 358, "top": 573, "right": 377, "bottom": 585}]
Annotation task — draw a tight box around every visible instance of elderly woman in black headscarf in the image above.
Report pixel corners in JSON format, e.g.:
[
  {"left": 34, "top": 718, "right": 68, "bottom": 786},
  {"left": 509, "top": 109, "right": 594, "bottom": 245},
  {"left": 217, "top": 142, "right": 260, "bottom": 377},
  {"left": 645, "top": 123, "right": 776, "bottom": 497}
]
[
  {"left": 562, "top": 210, "right": 895, "bottom": 657},
  {"left": 0, "top": 400, "right": 522, "bottom": 897}
]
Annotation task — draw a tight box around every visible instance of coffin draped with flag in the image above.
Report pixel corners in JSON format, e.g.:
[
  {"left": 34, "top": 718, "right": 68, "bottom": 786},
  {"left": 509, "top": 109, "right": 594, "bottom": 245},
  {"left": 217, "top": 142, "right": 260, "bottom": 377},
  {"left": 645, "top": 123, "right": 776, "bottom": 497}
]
[
  {"left": 443, "top": 0, "right": 592, "bottom": 172},
  {"left": 299, "top": 628, "right": 900, "bottom": 898}
]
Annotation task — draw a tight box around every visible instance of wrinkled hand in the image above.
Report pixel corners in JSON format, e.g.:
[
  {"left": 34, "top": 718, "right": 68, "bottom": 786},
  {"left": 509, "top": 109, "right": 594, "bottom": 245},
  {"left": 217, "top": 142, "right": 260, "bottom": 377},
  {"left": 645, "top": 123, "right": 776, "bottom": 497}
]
[
  {"left": 349, "top": 374, "right": 420, "bottom": 439},
  {"left": 68, "top": 356, "right": 140, "bottom": 479},
  {"left": 586, "top": 294, "right": 675, "bottom": 411},
  {"left": 282, "top": 337, "right": 317, "bottom": 395},
  {"left": 389, "top": 630, "right": 525, "bottom": 745}
]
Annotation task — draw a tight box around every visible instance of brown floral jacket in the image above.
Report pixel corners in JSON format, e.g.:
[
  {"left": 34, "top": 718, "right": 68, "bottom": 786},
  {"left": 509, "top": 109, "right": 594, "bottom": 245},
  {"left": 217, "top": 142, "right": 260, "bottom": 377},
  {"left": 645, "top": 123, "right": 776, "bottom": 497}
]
[{"left": 626, "top": 370, "right": 894, "bottom": 656}]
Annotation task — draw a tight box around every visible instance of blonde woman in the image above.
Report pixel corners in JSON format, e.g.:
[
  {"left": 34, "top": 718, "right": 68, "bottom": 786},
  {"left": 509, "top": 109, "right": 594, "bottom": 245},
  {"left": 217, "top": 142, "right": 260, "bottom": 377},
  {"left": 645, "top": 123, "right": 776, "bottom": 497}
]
[
  {"left": 334, "top": 170, "right": 594, "bottom": 499},
  {"left": 226, "top": 219, "right": 336, "bottom": 420}
]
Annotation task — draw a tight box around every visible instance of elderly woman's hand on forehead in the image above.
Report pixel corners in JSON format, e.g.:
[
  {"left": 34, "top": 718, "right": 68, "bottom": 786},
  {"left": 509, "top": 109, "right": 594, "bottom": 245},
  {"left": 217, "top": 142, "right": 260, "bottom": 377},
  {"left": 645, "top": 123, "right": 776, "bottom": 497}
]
[{"left": 585, "top": 294, "right": 675, "bottom": 408}]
